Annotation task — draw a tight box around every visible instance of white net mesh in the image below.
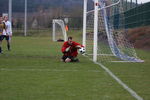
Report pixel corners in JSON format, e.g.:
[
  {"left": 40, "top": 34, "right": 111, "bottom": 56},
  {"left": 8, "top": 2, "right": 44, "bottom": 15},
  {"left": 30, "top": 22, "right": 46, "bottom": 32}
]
[
  {"left": 85, "top": 0, "right": 143, "bottom": 62},
  {"left": 86, "top": 11, "right": 94, "bottom": 59}
]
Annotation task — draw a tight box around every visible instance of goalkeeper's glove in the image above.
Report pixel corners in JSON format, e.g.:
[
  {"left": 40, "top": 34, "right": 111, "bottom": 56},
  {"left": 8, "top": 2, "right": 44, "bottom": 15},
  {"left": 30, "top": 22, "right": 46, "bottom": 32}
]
[
  {"left": 65, "top": 46, "right": 71, "bottom": 52},
  {"left": 76, "top": 45, "right": 81, "bottom": 49}
]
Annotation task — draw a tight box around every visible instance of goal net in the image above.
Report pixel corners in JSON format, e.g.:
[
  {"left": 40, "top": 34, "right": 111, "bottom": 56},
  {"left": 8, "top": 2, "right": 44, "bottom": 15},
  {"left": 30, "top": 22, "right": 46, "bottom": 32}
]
[
  {"left": 83, "top": 0, "right": 143, "bottom": 62},
  {"left": 52, "top": 19, "right": 67, "bottom": 42}
]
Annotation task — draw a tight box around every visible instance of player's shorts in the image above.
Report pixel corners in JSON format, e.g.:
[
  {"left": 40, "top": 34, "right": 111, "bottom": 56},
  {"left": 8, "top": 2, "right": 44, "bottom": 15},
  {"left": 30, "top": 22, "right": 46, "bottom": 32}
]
[
  {"left": 2, "top": 35, "right": 9, "bottom": 41},
  {"left": 61, "top": 55, "right": 73, "bottom": 62},
  {"left": 61, "top": 55, "right": 79, "bottom": 62}
]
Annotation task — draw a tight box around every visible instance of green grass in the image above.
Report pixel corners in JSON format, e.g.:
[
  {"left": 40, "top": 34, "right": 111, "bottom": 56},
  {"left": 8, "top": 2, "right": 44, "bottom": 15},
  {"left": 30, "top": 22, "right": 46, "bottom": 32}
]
[
  {"left": 102, "top": 49, "right": 150, "bottom": 100},
  {"left": 0, "top": 33, "right": 149, "bottom": 100}
]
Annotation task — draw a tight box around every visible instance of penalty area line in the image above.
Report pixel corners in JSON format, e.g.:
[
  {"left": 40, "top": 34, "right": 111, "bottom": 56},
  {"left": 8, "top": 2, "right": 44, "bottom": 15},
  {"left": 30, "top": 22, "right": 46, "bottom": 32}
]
[
  {"left": 0, "top": 68, "right": 101, "bottom": 73},
  {"left": 0, "top": 68, "right": 78, "bottom": 72},
  {"left": 94, "top": 62, "right": 143, "bottom": 100}
]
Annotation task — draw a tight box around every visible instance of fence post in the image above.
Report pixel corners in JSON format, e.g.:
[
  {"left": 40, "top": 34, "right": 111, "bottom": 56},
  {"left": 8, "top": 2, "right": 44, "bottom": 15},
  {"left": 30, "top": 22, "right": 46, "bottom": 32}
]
[
  {"left": 8, "top": 0, "right": 12, "bottom": 22},
  {"left": 24, "top": 0, "right": 27, "bottom": 36},
  {"left": 130, "top": 0, "right": 133, "bottom": 9},
  {"left": 136, "top": 0, "right": 138, "bottom": 7}
]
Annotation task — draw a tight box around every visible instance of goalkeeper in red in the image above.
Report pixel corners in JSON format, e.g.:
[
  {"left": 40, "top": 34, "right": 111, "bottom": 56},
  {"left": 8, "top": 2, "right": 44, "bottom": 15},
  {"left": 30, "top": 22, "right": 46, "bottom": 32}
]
[{"left": 61, "top": 36, "right": 84, "bottom": 63}]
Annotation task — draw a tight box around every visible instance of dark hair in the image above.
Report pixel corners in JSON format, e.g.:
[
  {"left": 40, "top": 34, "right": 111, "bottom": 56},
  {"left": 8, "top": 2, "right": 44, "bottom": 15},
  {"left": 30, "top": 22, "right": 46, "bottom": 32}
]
[{"left": 68, "top": 36, "right": 72, "bottom": 40}]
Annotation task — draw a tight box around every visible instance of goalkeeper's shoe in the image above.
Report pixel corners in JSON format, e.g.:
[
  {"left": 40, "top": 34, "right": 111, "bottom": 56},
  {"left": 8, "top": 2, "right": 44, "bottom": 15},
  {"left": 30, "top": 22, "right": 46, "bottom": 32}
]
[{"left": 72, "top": 58, "right": 79, "bottom": 62}]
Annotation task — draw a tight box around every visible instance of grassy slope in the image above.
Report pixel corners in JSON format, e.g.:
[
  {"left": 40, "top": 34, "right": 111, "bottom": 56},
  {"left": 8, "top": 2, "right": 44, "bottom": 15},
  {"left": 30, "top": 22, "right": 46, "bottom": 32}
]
[
  {"left": 0, "top": 30, "right": 149, "bottom": 100},
  {"left": 127, "top": 26, "right": 150, "bottom": 50}
]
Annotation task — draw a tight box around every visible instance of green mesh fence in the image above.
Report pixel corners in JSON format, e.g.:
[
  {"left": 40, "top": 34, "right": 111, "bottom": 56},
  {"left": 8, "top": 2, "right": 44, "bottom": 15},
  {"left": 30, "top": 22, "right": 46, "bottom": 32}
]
[
  {"left": 124, "top": 2, "right": 150, "bottom": 28},
  {"left": 113, "top": 2, "right": 150, "bottom": 29}
]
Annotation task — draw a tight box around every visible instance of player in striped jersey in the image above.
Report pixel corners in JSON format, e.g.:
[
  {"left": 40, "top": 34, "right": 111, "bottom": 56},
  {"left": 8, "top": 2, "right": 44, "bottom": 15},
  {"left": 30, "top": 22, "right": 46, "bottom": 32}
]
[{"left": 0, "top": 16, "right": 6, "bottom": 54}]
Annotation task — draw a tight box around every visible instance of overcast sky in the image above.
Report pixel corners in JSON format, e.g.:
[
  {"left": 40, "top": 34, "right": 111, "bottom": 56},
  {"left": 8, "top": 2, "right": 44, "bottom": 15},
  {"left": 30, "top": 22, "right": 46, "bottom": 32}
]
[{"left": 130, "top": 0, "right": 150, "bottom": 3}]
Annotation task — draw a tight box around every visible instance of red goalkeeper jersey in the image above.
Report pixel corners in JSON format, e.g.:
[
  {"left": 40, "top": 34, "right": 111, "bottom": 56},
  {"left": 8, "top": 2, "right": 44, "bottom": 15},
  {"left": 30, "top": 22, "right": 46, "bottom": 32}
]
[{"left": 61, "top": 41, "right": 83, "bottom": 57}]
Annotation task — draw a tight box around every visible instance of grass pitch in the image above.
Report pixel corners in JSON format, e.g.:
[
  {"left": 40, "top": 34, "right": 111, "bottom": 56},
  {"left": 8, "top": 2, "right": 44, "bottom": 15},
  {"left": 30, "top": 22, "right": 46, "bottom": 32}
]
[{"left": 0, "top": 34, "right": 149, "bottom": 100}]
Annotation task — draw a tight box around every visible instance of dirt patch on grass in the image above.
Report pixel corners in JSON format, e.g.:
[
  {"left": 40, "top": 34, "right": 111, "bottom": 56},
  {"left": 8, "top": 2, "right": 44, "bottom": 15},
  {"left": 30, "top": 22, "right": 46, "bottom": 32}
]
[{"left": 127, "top": 26, "right": 150, "bottom": 50}]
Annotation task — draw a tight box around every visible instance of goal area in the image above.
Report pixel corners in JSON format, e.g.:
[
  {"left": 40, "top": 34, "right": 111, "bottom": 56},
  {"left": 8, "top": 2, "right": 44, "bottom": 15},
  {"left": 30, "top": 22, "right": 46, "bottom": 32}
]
[
  {"left": 83, "top": 0, "right": 144, "bottom": 62},
  {"left": 52, "top": 19, "right": 67, "bottom": 42}
]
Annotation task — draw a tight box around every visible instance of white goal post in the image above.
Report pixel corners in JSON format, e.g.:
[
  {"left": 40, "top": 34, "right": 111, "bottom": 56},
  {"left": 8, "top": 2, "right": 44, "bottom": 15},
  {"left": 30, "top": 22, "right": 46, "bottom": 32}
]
[
  {"left": 83, "top": 0, "right": 143, "bottom": 62},
  {"left": 52, "top": 19, "right": 67, "bottom": 42}
]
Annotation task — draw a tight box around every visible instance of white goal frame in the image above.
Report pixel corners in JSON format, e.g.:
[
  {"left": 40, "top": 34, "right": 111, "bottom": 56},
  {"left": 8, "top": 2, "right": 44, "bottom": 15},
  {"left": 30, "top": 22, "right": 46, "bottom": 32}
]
[
  {"left": 52, "top": 19, "right": 67, "bottom": 41},
  {"left": 82, "top": 0, "right": 143, "bottom": 62},
  {"left": 83, "top": 0, "right": 120, "bottom": 62}
]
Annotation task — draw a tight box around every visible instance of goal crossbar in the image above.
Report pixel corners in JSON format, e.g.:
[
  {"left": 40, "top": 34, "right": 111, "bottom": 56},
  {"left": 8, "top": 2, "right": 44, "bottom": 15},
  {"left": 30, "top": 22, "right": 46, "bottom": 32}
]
[{"left": 87, "top": 0, "right": 120, "bottom": 14}]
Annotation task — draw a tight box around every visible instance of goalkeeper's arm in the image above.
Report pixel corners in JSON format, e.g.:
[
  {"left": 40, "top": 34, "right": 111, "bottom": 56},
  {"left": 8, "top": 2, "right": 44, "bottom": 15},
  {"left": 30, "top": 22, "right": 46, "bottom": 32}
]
[
  {"left": 65, "top": 46, "right": 71, "bottom": 52},
  {"left": 61, "top": 46, "right": 71, "bottom": 53},
  {"left": 75, "top": 45, "right": 82, "bottom": 49},
  {"left": 74, "top": 42, "right": 84, "bottom": 49}
]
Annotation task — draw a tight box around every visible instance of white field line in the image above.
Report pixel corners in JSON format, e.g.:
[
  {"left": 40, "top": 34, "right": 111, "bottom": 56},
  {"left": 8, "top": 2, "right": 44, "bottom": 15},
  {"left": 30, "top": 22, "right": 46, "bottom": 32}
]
[
  {"left": 84, "top": 55, "right": 143, "bottom": 100},
  {"left": 0, "top": 68, "right": 101, "bottom": 73},
  {"left": 0, "top": 61, "right": 144, "bottom": 100}
]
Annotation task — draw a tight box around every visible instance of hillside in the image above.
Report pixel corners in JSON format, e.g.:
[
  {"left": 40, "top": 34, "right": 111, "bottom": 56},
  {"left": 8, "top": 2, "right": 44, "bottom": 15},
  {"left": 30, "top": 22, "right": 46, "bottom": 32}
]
[
  {"left": 0, "top": 0, "right": 138, "bottom": 14},
  {"left": 128, "top": 26, "right": 150, "bottom": 50},
  {"left": 0, "top": 0, "right": 83, "bottom": 13}
]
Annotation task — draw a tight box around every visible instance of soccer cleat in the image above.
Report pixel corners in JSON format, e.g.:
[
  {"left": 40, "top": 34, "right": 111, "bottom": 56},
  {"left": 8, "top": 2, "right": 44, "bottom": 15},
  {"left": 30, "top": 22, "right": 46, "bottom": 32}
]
[
  {"left": 72, "top": 58, "right": 79, "bottom": 62},
  {"left": 0, "top": 51, "right": 3, "bottom": 54},
  {"left": 8, "top": 48, "right": 11, "bottom": 51}
]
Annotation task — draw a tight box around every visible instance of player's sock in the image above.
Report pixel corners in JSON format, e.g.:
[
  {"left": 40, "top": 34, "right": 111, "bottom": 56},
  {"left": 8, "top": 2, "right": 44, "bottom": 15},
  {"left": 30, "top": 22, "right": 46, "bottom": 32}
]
[
  {"left": 7, "top": 44, "right": 10, "bottom": 51},
  {"left": 0, "top": 47, "right": 2, "bottom": 53}
]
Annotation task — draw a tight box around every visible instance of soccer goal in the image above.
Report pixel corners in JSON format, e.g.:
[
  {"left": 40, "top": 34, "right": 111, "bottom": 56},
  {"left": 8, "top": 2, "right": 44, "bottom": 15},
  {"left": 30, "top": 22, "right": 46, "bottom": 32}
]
[
  {"left": 83, "top": 0, "right": 144, "bottom": 62},
  {"left": 52, "top": 19, "right": 67, "bottom": 42}
]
